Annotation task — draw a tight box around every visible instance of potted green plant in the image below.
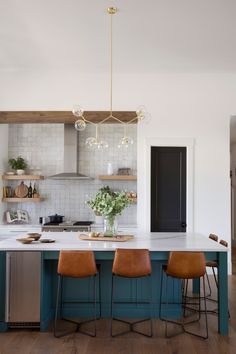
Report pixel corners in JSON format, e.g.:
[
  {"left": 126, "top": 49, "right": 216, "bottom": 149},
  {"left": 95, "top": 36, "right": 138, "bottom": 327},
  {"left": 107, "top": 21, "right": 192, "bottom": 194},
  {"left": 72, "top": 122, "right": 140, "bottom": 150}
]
[
  {"left": 87, "top": 186, "right": 131, "bottom": 236},
  {"left": 8, "top": 156, "right": 28, "bottom": 175}
]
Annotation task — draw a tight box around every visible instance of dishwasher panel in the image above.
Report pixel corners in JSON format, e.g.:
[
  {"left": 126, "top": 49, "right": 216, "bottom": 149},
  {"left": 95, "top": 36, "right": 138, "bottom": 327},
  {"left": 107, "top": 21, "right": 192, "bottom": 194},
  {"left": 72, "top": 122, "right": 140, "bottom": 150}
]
[{"left": 5, "top": 252, "right": 41, "bottom": 327}]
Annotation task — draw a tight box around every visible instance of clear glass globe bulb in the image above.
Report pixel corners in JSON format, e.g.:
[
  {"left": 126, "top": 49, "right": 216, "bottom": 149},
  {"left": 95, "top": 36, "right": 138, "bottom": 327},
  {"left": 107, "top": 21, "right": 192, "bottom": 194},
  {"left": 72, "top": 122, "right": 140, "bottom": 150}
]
[
  {"left": 136, "top": 105, "right": 147, "bottom": 121},
  {"left": 97, "top": 140, "right": 109, "bottom": 150},
  {"left": 75, "top": 119, "right": 86, "bottom": 131},
  {"left": 118, "top": 136, "right": 134, "bottom": 148},
  {"left": 85, "top": 137, "right": 97, "bottom": 149},
  {"left": 72, "top": 105, "right": 84, "bottom": 117}
]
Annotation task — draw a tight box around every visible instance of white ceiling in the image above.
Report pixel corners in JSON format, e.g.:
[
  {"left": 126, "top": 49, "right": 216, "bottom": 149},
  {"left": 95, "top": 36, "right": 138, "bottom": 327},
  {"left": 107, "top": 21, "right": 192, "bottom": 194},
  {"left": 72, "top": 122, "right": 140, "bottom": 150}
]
[{"left": 1, "top": 0, "right": 236, "bottom": 73}]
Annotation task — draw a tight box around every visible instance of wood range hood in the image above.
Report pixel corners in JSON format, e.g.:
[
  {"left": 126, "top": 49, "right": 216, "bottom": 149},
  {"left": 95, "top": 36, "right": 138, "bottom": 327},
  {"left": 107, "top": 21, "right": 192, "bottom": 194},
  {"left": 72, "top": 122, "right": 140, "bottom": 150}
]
[{"left": 0, "top": 111, "right": 137, "bottom": 124}]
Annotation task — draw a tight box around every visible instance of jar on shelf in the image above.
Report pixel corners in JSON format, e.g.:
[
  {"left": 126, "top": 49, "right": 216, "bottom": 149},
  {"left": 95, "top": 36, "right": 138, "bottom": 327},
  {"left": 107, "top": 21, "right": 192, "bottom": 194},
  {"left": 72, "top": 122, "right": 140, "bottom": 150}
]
[{"left": 107, "top": 162, "right": 113, "bottom": 176}]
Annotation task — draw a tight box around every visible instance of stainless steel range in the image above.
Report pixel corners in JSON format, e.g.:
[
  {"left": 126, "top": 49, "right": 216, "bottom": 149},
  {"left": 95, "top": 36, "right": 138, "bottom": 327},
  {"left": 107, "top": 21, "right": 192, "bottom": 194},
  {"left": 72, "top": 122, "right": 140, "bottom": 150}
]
[{"left": 42, "top": 221, "right": 93, "bottom": 232}]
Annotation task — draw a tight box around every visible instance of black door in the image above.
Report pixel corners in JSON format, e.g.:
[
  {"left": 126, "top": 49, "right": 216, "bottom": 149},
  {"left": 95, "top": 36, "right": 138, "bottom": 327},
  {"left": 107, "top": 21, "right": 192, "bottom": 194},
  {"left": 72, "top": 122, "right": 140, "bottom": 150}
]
[{"left": 151, "top": 147, "right": 186, "bottom": 232}]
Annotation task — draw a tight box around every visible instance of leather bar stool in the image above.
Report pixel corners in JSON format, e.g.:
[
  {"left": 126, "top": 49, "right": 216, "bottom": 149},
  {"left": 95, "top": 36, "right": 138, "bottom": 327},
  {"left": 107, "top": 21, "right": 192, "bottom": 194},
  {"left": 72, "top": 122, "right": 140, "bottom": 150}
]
[
  {"left": 159, "top": 251, "right": 208, "bottom": 339},
  {"left": 205, "top": 233, "right": 219, "bottom": 296},
  {"left": 206, "top": 239, "right": 230, "bottom": 317},
  {"left": 111, "top": 248, "right": 152, "bottom": 337},
  {"left": 54, "top": 250, "right": 98, "bottom": 338}
]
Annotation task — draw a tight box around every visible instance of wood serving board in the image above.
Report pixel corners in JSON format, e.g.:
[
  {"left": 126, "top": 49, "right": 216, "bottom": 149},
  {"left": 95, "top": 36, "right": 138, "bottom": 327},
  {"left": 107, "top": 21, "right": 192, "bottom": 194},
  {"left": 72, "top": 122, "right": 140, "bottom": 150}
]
[
  {"left": 15, "top": 182, "right": 28, "bottom": 198},
  {"left": 79, "top": 234, "right": 134, "bottom": 242}
]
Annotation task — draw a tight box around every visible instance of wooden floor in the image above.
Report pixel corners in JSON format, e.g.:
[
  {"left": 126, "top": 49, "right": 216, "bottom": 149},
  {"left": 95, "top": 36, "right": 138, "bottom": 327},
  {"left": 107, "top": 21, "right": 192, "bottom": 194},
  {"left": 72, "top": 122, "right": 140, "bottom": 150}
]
[{"left": 0, "top": 275, "right": 236, "bottom": 354}]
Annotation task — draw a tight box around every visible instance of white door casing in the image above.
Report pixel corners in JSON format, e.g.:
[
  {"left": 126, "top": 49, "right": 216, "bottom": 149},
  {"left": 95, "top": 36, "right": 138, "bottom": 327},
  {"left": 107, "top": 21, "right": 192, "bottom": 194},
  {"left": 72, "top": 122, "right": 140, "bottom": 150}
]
[{"left": 138, "top": 137, "right": 194, "bottom": 233}]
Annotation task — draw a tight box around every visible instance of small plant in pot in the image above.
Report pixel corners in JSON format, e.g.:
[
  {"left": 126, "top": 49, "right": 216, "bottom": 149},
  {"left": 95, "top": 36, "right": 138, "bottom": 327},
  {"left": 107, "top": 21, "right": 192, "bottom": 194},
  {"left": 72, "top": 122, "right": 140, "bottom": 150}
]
[{"left": 8, "top": 156, "right": 28, "bottom": 175}]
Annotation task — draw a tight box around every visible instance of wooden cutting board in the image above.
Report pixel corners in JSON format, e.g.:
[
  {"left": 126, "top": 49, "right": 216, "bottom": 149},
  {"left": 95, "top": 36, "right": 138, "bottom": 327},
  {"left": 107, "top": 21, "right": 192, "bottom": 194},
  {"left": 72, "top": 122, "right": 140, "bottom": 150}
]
[
  {"left": 79, "top": 234, "right": 134, "bottom": 242},
  {"left": 15, "top": 181, "right": 28, "bottom": 198}
]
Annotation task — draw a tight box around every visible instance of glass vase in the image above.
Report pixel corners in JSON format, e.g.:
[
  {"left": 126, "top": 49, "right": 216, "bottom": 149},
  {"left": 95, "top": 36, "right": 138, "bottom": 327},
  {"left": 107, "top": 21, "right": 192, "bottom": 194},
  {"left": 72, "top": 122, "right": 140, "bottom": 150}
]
[{"left": 103, "top": 215, "right": 118, "bottom": 237}]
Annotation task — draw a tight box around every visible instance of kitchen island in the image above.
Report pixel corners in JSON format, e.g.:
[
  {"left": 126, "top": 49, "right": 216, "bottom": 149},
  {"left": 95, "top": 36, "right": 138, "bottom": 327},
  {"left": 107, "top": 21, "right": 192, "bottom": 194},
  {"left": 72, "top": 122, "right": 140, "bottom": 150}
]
[{"left": 0, "top": 232, "right": 228, "bottom": 335}]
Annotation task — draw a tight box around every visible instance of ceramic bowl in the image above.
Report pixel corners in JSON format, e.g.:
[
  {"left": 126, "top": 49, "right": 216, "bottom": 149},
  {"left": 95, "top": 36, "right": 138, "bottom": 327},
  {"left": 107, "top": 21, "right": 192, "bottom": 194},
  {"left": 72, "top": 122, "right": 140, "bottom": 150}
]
[
  {"left": 39, "top": 239, "right": 55, "bottom": 243},
  {"left": 27, "top": 233, "right": 41, "bottom": 241}
]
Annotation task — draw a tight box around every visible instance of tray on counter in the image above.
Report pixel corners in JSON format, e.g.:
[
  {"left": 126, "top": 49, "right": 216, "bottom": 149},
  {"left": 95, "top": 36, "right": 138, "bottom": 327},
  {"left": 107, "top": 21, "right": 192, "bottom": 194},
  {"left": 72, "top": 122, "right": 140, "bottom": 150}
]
[{"left": 79, "top": 234, "right": 134, "bottom": 242}]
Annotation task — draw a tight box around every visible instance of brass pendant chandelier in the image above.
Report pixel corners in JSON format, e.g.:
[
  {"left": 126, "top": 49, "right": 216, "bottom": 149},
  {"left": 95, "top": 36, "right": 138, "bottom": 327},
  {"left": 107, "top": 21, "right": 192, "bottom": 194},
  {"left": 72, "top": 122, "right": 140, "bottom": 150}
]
[{"left": 73, "top": 7, "right": 148, "bottom": 150}]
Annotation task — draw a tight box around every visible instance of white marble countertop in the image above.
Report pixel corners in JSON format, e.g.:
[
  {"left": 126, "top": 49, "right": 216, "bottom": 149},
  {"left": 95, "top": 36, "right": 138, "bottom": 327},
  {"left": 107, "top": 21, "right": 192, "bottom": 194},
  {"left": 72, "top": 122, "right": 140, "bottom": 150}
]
[{"left": 0, "top": 231, "right": 228, "bottom": 252}]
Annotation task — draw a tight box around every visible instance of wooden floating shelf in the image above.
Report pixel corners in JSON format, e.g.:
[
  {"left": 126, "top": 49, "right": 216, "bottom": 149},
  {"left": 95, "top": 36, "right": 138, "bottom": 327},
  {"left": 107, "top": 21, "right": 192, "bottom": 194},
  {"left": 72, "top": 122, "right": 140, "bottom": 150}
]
[
  {"left": 2, "top": 197, "right": 43, "bottom": 203},
  {"left": 0, "top": 111, "right": 137, "bottom": 124},
  {"left": 2, "top": 175, "right": 44, "bottom": 180},
  {"left": 99, "top": 175, "right": 137, "bottom": 181}
]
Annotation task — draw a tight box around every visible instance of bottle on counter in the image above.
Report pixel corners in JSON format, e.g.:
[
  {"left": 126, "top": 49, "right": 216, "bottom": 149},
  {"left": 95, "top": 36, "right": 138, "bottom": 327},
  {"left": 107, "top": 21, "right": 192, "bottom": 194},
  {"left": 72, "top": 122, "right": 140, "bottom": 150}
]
[{"left": 28, "top": 182, "right": 33, "bottom": 198}]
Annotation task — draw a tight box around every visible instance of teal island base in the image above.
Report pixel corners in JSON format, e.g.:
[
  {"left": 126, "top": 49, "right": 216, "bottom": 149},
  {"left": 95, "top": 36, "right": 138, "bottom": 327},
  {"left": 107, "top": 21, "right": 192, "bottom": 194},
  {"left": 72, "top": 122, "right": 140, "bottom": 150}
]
[
  {"left": 40, "top": 251, "right": 219, "bottom": 332},
  {"left": 0, "top": 250, "right": 227, "bottom": 335}
]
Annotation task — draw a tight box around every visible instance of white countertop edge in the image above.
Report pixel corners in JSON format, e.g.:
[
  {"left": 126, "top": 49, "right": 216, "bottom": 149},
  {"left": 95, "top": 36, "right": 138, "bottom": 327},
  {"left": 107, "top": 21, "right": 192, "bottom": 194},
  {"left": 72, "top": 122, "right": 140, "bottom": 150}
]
[
  {"left": 0, "top": 223, "right": 137, "bottom": 230},
  {"left": 0, "top": 231, "right": 228, "bottom": 252},
  {"left": 0, "top": 224, "right": 41, "bottom": 229}
]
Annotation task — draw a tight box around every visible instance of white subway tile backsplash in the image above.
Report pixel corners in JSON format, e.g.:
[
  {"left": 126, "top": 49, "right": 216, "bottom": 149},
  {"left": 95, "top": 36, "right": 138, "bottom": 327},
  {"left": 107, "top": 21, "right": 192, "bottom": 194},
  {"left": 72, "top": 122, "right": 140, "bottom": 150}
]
[{"left": 8, "top": 123, "right": 137, "bottom": 225}]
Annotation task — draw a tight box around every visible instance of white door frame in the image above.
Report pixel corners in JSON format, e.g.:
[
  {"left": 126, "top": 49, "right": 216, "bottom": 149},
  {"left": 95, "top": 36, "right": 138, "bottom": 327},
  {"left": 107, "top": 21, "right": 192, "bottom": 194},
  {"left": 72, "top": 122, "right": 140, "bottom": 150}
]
[{"left": 142, "top": 137, "right": 194, "bottom": 233}]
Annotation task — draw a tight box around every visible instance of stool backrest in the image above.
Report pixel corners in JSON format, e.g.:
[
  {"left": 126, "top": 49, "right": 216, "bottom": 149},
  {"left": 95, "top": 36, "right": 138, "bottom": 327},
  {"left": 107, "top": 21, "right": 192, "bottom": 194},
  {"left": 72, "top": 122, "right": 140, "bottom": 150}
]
[
  {"left": 166, "top": 252, "right": 206, "bottom": 279},
  {"left": 58, "top": 251, "right": 97, "bottom": 278},
  {"left": 219, "top": 239, "right": 228, "bottom": 247},
  {"left": 112, "top": 249, "right": 151, "bottom": 277},
  {"left": 209, "top": 234, "right": 218, "bottom": 242}
]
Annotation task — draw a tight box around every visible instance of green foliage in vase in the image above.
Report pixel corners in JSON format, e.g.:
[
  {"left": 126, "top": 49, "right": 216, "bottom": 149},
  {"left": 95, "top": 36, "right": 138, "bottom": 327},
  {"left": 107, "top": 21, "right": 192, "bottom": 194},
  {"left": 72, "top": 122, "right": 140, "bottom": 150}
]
[
  {"left": 87, "top": 186, "right": 131, "bottom": 217},
  {"left": 8, "top": 156, "right": 28, "bottom": 170}
]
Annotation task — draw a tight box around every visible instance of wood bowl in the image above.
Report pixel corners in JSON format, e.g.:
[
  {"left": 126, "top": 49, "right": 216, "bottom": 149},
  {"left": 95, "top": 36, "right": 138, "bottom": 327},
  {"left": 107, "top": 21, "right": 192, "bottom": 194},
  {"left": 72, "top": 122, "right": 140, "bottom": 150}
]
[{"left": 17, "top": 238, "right": 34, "bottom": 244}]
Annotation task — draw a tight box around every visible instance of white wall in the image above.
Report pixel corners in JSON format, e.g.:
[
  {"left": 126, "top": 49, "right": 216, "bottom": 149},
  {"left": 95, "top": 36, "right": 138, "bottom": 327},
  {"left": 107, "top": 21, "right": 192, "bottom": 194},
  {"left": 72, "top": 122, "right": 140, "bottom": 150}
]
[
  {"left": 0, "top": 125, "right": 9, "bottom": 221},
  {"left": 0, "top": 70, "right": 235, "bottom": 270},
  {"left": 230, "top": 143, "right": 236, "bottom": 244}
]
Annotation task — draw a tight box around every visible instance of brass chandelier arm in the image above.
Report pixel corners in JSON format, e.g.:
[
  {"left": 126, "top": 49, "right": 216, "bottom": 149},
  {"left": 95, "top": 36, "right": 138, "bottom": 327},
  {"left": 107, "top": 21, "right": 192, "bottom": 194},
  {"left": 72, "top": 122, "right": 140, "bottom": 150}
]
[
  {"left": 82, "top": 116, "right": 97, "bottom": 125},
  {"left": 126, "top": 116, "right": 139, "bottom": 124},
  {"left": 74, "top": 6, "right": 147, "bottom": 148},
  {"left": 99, "top": 115, "right": 124, "bottom": 124}
]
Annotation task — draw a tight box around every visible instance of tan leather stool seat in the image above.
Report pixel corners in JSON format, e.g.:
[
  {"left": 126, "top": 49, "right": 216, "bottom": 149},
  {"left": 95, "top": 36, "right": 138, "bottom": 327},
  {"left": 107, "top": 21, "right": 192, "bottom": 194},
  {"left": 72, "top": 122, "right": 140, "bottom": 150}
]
[
  {"left": 209, "top": 234, "right": 218, "bottom": 242},
  {"left": 166, "top": 251, "right": 206, "bottom": 279},
  {"left": 58, "top": 250, "right": 97, "bottom": 278},
  {"left": 112, "top": 249, "right": 151, "bottom": 277},
  {"left": 160, "top": 251, "right": 208, "bottom": 339},
  {"left": 205, "top": 237, "right": 230, "bottom": 318},
  {"left": 205, "top": 260, "right": 217, "bottom": 268},
  {"left": 54, "top": 250, "right": 99, "bottom": 338},
  {"left": 111, "top": 248, "right": 152, "bottom": 337}
]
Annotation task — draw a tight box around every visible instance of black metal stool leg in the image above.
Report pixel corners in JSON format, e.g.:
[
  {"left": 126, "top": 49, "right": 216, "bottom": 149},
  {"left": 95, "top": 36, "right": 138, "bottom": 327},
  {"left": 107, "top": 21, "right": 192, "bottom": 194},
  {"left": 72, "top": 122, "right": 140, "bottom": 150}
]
[
  {"left": 110, "top": 274, "right": 114, "bottom": 337},
  {"left": 161, "top": 274, "right": 209, "bottom": 340},
  {"left": 206, "top": 270, "right": 212, "bottom": 297},
  {"left": 99, "top": 268, "right": 102, "bottom": 318},
  {"left": 54, "top": 275, "right": 98, "bottom": 338},
  {"left": 94, "top": 274, "right": 97, "bottom": 335},
  {"left": 77, "top": 275, "right": 97, "bottom": 337},
  {"left": 159, "top": 265, "right": 165, "bottom": 319},
  {"left": 111, "top": 274, "right": 153, "bottom": 338},
  {"left": 183, "top": 276, "right": 208, "bottom": 339},
  {"left": 54, "top": 274, "right": 62, "bottom": 337}
]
